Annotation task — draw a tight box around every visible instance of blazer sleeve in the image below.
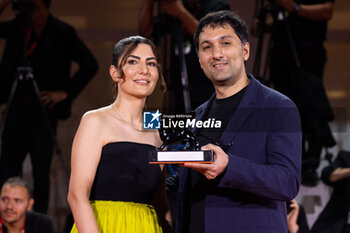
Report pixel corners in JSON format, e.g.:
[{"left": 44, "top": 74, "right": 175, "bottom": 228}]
[
  {"left": 218, "top": 99, "right": 302, "bottom": 201},
  {"left": 63, "top": 26, "right": 98, "bottom": 100},
  {"left": 321, "top": 151, "right": 347, "bottom": 186}
]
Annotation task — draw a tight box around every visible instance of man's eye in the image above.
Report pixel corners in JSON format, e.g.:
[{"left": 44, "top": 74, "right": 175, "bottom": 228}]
[
  {"left": 222, "top": 41, "right": 231, "bottom": 46},
  {"left": 15, "top": 199, "right": 23, "bottom": 204},
  {"left": 202, "top": 45, "right": 211, "bottom": 51}
]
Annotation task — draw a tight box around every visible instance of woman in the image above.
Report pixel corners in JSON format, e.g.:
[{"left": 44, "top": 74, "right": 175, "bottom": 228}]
[{"left": 67, "top": 36, "right": 171, "bottom": 233}]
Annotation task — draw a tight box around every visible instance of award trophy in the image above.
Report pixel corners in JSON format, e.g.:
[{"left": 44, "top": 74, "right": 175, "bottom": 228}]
[{"left": 149, "top": 128, "right": 214, "bottom": 164}]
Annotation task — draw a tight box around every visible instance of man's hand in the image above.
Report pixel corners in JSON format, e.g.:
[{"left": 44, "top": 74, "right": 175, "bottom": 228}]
[
  {"left": 182, "top": 144, "right": 229, "bottom": 180},
  {"left": 287, "top": 199, "right": 300, "bottom": 233},
  {"left": 40, "top": 90, "right": 68, "bottom": 108},
  {"left": 329, "top": 167, "right": 350, "bottom": 183},
  {"left": 160, "top": 0, "right": 186, "bottom": 19},
  {"left": 275, "top": 0, "right": 295, "bottom": 13}
]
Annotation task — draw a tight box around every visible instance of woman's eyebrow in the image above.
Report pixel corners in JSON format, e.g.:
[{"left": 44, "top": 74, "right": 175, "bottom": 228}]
[
  {"left": 127, "top": 55, "right": 156, "bottom": 61},
  {"left": 146, "top": 57, "right": 156, "bottom": 61},
  {"left": 127, "top": 55, "right": 140, "bottom": 60}
]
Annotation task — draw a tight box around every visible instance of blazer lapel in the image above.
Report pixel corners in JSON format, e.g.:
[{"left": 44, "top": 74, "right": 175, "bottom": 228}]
[
  {"left": 192, "top": 94, "right": 216, "bottom": 134},
  {"left": 220, "top": 76, "right": 260, "bottom": 146}
]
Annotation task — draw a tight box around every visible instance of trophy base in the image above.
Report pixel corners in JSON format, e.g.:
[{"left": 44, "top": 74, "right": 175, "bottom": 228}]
[{"left": 149, "top": 150, "right": 214, "bottom": 164}]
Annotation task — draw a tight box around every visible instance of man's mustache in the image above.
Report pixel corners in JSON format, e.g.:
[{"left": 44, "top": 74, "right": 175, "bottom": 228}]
[
  {"left": 4, "top": 208, "right": 17, "bottom": 215},
  {"left": 210, "top": 59, "right": 228, "bottom": 66}
]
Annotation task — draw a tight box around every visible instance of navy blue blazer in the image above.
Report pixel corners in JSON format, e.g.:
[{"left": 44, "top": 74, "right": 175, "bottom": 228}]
[{"left": 176, "top": 75, "right": 302, "bottom": 233}]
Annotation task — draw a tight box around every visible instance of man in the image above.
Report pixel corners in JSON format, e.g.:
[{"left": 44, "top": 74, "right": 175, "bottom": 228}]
[
  {"left": 0, "top": 177, "right": 56, "bottom": 233},
  {"left": 311, "top": 150, "right": 350, "bottom": 233},
  {"left": 139, "top": 0, "right": 230, "bottom": 112},
  {"left": 0, "top": 0, "right": 98, "bottom": 213},
  {"left": 176, "top": 11, "right": 302, "bottom": 233},
  {"left": 269, "top": 0, "right": 335, "bottom": 185}
]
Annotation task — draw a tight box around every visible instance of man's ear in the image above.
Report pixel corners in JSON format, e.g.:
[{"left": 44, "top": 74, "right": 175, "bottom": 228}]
[
  {"left": 243, "top": 42, "right": 250, "bottom": 61},
  {"left": 27, "top": 198, "right": 34, "bottom": 211},
  {"left": 110, "top": 65, "right": 122, "bottom": 83}
]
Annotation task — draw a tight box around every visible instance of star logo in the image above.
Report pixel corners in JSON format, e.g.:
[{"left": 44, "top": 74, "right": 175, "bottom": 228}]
[
  {"left": 150, "top": 110, "right": 161, "bottom": 122},
  {"left": 143, "top": 110, "right": 161, "bottom": 129}
]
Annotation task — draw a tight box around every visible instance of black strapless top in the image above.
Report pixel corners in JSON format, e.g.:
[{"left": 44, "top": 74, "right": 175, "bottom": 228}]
[{"left": 90, "top": 141, "right": 161, "bottom": 205}]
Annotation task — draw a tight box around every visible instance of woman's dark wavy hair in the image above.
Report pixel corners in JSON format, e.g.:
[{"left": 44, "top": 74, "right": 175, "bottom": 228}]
[
  {"left": 112, "top": 36, "right": 161, "bottom": 79},
  {"left": 194, "top": 10, "right": 249, "bottom": 52},
  {"left": 111, "top": 36, "right": 166, "bottom": 95}
]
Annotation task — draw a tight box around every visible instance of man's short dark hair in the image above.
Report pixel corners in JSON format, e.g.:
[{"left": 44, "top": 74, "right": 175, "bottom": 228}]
[
  {"left": 194, "top": 10, "right": 249, "bottom": 52},
  {"left": 1, "top": 177, "right": 33, "bottom": 198}
]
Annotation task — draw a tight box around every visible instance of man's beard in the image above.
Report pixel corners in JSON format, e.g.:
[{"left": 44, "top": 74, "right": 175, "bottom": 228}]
[{"left": 2, "top": 208, "right": 20, "bottom": 224}]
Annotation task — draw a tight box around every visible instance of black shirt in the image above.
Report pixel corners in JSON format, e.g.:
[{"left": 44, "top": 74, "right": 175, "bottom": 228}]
[
  {"left": 188, "top": 87, "right": 246, "bottom": 233},
  {"left": 272, "top": 0, "right": 335, "bottom": 43},
  {"left": 2, "top": 212, "right": 56, "bottom": 233},
  {"left": 0, "top": 13, "right": 98, "bottom": 120}
]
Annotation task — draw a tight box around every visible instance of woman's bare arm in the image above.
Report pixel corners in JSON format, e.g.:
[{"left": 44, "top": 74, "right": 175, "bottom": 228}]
[{"left": 67, "top": 111, "right": 105, "bottom": 233}]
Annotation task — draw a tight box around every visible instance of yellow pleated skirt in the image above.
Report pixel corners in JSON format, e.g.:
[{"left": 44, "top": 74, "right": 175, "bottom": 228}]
[{"left": 70, "top": 200, "right": 163, "bottom": 233}]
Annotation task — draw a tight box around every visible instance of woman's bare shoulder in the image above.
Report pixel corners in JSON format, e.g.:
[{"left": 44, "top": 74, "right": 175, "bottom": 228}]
[
  {"left": 81, "top": 106, "right": 111, "bottom": 123},
  {"left": 77, "top": 106, "right": 113, "bottom": 134}
]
